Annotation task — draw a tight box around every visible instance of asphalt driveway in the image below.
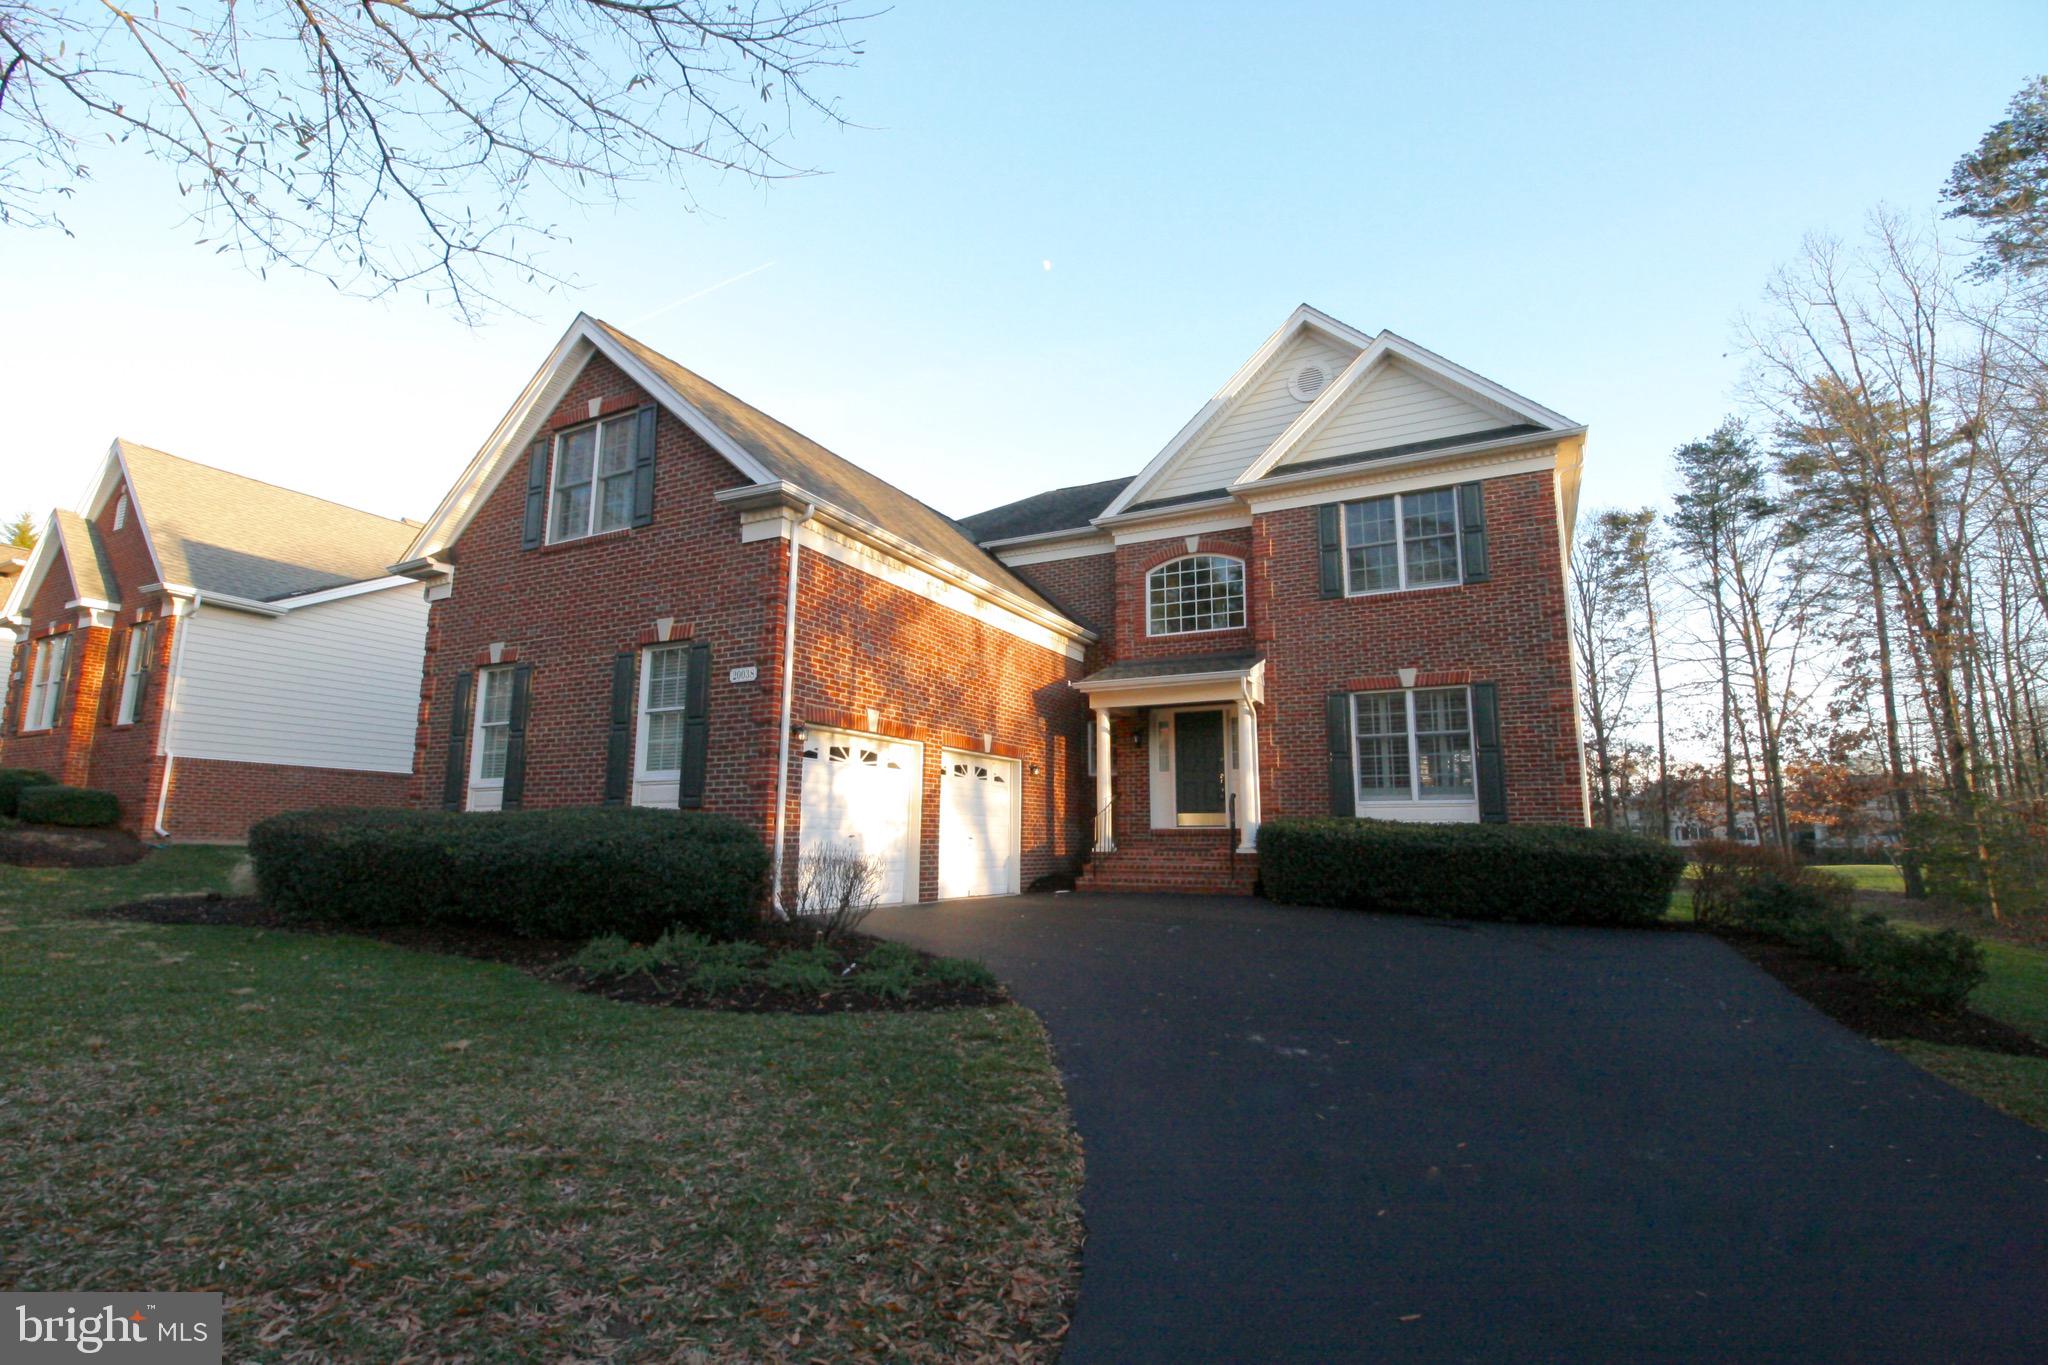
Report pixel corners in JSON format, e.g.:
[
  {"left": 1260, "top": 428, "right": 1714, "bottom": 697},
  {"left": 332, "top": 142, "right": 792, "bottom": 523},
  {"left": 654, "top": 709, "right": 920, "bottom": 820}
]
[{"left": 868, "top": 893, "right": 2048, "bottom": 1364}]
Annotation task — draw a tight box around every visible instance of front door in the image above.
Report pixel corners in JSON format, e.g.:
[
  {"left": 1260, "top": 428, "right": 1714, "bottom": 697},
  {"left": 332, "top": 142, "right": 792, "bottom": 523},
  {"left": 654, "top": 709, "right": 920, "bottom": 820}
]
[{"left": 1174, "top": 710, "right": 1227, "bottom": 827}]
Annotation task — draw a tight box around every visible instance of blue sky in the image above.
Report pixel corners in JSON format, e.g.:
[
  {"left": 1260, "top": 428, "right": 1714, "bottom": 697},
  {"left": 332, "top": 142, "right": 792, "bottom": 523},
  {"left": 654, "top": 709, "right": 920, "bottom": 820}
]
[{"left": 5, "top": 2, "right": 2044, "bottom": 534}]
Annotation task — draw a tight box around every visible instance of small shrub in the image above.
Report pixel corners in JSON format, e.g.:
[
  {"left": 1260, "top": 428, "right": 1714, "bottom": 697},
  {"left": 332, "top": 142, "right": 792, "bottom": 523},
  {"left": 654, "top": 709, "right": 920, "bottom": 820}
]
[
  {"left": 849, "top": 961, "right": 918, "bottom": 1000},
  {"left": 16, "top": 784, "right": 119, "bottom": 828},
  {"left": 572, "top": 933, "right": 642, "bottom": 975},
  {"left": 0, "top": 768, "right": 54, "bottom": 818},
  {"left": 1257, "top": 817, "right": 1685, "bottom": 925},
  {"left": 1729, "top": 874, "right": 1858, "bottom": 964},
  {"left": 922, "top": 956, "right": 999, "bottom": 991},
  {"left": 1848, "top": 923, "right": 1986, "bottom": 1012},
  {"left": 689, "top": 943, "right": 765, "bottom": 995},
  {"left": 760, "top": 945, "right": 839, "bottom": 994},
  {"left": 249, "top": 807, "right": 769, "bottom": 941},
  {"left": 794, "top": 844, "right": 883, "bottom": 942}
]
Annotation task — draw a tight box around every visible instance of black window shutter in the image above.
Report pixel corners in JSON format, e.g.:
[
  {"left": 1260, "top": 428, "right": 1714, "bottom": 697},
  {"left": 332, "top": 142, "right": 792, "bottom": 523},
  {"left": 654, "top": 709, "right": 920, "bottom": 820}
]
[
  {"left": 1318, "top": 504, "right": 1345, "bottom": 598},
  {"left": 520, "top": 437, "right": 550, "bottom": 549},
  {"left": 1458, "top": 482, "right": 1490, "bottom": 583},
  {"left": 1472, "top": 682, "right": 1508, "bottom": 823},
  {"left": 631, "top": 405, "right": 658, "bottom": 528},
  {"left": 679, "top": 641, "right": 711, "bottom": 808},
  {"left": 501, "top": 663, "right": 534, "bottom": 809},
  {"left": 603, "top": 651, "right": 637, "bottom": 806},
  {"left": 441, "top": 670, "right": 473, "bottom": 810},
  {"left": 1325, "top": 692, "right": 1355, "bottom": 815},
  {"left": 6, "top": 642, "right": 26, "bottom": 737}
]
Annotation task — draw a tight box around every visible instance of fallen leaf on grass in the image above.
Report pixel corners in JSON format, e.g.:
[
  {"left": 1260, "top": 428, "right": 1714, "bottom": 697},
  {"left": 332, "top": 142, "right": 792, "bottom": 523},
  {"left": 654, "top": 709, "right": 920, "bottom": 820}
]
[{"left": 442, "top": 1040, "right": 474, "bottom": 1053}]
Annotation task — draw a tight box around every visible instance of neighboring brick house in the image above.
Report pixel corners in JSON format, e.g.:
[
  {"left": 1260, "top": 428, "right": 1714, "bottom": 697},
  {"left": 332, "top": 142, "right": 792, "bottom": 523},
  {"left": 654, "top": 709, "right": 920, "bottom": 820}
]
[
  {"left": 398, "top": 305, "right": 1586, "bottom": 903},
  {"left": 0, "top": 441, "right": 429, "bottom": 838},
  {"left": 959, "top": 304, "right": 1590, "bottom": 892}
]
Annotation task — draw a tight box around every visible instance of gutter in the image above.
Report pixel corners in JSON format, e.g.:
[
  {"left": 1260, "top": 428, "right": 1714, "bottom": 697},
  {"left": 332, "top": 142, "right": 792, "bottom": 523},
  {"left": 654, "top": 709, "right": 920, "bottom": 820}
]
[{"left": 769, "top": 503, "right": 816, "bottom": 918}]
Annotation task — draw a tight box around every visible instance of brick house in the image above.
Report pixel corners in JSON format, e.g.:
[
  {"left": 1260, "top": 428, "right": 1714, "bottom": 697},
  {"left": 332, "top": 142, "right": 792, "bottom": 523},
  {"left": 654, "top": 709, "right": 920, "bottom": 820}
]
[
  {"left": 400, "top": 304, "right": 1586, "bottom": 903},
  {"left": 961, "top": 304, "right": 1590, "bottom": 891},
  {"left": 0, "top": 442, "right": 429, "bottom": 838}
]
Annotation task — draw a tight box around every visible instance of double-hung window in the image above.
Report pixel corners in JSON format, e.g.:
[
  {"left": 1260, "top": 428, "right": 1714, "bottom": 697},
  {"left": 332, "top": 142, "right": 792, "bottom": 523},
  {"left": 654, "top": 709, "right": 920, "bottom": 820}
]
[
  {"left": 548, "top": 416, "right": 637, "bottom": 543},
  {"left": 472, "top": 667, "right": 515, "bottom": 784},
  {"left": 1352, "top": 686, "right": 1474, "bottom": 807},
  {"left": 1342, "top": 487, "right": 1462, "bottom": 594},
  {"left": 638, "top": 645, "right": 690, "bottom": 777},
  {"left": 116, "top": 623, "right": 153, "bottom": 724},
  {"left": 1146, "top": 554, "right": 1246, "bottom": 636},
  {"left": 24, "top": 634, "right": 70, "bottom": 731}
]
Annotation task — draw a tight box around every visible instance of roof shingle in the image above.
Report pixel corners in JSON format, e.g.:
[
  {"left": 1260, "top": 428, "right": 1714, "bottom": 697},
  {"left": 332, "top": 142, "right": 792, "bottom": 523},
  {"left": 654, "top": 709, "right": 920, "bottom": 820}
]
[
  {"left": 957, "top": 477, "right": 1133, "bottom": 543},
  {"left": 590, "top": 321, "right": 1060, "bottom": 615},
  {"left": 116, "top": 441, "right": 418, "bottom": 601}
]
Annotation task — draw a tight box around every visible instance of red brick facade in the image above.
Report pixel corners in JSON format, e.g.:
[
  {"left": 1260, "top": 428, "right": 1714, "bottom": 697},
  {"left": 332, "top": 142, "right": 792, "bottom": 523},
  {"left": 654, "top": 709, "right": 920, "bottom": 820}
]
[
  {"left": 1010, "top": 465, "right": 1588, "bottom": 881},
  {"left": 411, "top": 354, "right": 1095, "bottom": 901}
]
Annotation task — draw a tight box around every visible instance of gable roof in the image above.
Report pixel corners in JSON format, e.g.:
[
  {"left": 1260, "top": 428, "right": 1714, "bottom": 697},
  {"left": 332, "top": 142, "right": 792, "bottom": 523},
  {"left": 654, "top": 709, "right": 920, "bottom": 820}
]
[
  {"left": 51, "top": 510, "right": 119, "bottom": 603},
  {"left": 1234, "top": 331, "right": 1577, "bottom": 489},
  {"left": 111, "top": 441, "right": 419, "bottom": 601},
  {"left": 407, "top": 315, "right": 1066, "bottom": 621},
  {"left": 1099, "top": 304, "right": 1376, "bottom": 519},
  {"left": 957, "top": 477, "right": 1132, "bottom": 544}
]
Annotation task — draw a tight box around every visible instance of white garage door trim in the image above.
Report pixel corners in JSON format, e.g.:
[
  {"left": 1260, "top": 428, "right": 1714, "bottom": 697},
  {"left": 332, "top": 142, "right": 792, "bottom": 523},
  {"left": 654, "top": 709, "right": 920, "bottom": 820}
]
[
  {"left": 799, "top": 727, "right": 923, "bottom": 907},
  {"left": 938, "top": 748, "right": 1021, "bottom": 900}
]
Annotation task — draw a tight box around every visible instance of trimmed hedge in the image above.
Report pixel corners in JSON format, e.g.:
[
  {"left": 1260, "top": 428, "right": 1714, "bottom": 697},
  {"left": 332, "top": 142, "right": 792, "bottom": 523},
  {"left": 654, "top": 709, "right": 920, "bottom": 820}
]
[
  {"left": 1720, "top": 868, "right": 1986, "bottom": 1012},
  {"left": 0, "top": 768, "right": 55, "bottom": 818},
  {"left": 249, "top": 806, "right": 770, "bottom": 941},
  {"left": 1258, "top": 817, "right": 1686, "bottom": 926},
  {"left": 16, "top": 784, "right": 120, "bottom": 828}
]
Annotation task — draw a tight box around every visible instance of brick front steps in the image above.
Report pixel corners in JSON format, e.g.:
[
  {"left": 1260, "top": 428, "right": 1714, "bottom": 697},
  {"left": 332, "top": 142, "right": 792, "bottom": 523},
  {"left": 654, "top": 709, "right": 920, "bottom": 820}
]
[{"left": 1076, "top": 827, "right": 1260, "bottom": 896}]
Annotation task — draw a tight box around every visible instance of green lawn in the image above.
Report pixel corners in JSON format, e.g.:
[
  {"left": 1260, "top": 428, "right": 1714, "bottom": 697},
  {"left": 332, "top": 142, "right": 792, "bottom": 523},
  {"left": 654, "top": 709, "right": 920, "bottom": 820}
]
[
  {"left": 1664, "top": 861, "right": 2048, "bottom": 1130},
  {"left": 1813, "top": 863, "right": 1907, "bottom": 894},
  {"left": 0, "top": 850, "right": 1082, "bottom": 1361}
]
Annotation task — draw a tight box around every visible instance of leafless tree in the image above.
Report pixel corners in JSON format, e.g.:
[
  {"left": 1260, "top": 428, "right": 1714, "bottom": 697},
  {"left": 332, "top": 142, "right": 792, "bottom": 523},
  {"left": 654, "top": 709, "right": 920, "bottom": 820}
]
[
  {"left": 0, "top": 1, "right": 869, "bottom": 319},
  {"left": 794, "top": 842, "right": 880, "bottom": 942}
]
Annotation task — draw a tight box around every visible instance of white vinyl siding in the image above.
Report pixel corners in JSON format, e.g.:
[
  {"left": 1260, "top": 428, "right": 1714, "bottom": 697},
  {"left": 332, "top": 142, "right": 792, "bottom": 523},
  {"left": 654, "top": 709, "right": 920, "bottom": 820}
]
[
  {"left": 23, "top": 634, "right": 69, "bottom": 731},
  {"left": 1146, "top": 333, "right": 1359, "bottom": 501},
  {"left": 161, "top": 585, "right": 430, "bottom": 772},
  {"left": 1281, "top": 359, "right": 1507, "bottom": 469},
  {"left": 1353, "top": 687, "right": 1478, "bottom": 820}
]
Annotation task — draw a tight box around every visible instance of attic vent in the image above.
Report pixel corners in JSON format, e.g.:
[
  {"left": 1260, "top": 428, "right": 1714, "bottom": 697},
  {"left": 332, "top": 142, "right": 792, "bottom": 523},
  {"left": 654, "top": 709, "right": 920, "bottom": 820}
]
[{"left": 1288, "top": 364, "right": 1327, "bottom": 402}]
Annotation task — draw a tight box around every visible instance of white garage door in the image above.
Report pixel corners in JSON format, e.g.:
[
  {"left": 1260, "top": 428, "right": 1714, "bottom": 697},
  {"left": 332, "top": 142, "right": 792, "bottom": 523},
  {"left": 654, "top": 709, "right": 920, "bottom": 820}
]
[
  {"left": 939, "top": 750, "right": 1018, "bottom": 899},
  {"left": 800, "top": 730, "right": 918, "bottom": 905}
]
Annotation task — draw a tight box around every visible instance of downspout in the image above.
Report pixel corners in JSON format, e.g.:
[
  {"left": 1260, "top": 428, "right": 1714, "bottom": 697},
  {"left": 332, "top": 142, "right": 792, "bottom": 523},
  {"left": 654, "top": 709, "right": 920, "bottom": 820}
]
[
  {"left": 769, "top": 505, "right": 816, "bottom": 918},
  {"left": 152, "top": 593, "right": 199, "bottom": 838}
]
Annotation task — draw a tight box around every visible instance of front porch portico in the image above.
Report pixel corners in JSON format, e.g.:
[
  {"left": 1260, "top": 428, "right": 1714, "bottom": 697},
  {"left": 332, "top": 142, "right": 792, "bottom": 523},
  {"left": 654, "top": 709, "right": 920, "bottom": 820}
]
[{"left": 1072, "top": 653, "right": 1265, "bottom": 856}]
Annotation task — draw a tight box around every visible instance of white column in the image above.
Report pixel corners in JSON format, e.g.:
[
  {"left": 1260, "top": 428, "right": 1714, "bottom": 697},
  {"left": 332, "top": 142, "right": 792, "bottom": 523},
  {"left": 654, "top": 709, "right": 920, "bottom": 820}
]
[
  {"left": 1092, "top": 708, "right": 1117, "bottom": 853},
  {"left": 1236, "top": 700, "right": 1262, "bottom": 853}
]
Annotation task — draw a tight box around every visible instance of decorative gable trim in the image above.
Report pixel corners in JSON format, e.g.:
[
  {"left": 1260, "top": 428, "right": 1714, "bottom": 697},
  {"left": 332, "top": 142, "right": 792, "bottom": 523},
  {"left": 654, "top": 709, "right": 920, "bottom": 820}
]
[
  {"left": 0, "top": 514, "right": 71, "bottom": 623},
  {"left": 1098, "top": 305, "right": 1375, "bottom": 520},
  {"left": 1234, "top": 332, "right": 1576, "bottom": 489}
]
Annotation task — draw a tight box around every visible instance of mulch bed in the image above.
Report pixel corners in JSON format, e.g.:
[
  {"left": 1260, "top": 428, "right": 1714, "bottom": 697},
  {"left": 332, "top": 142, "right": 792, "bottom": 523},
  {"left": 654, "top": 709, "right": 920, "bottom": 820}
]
[
  {"left": 90, "top": 896, "right": 1004, "bottom": 1014},
  {"left": 0, "top": 824, "right": 151, "bottom": 868},
  {"left": 1704, "top": 925, "right": 2048, "bottom": 1059}
]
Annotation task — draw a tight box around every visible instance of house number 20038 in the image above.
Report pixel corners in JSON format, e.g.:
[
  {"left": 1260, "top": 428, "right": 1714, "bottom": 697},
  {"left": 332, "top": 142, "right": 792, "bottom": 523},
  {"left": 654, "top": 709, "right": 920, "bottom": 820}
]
[{"left": 728, "top": 665, "right": 759, "bottom": 684}]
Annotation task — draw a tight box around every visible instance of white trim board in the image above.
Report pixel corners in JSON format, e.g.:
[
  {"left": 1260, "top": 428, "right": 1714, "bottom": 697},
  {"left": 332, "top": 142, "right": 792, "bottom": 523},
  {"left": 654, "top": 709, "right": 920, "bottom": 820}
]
[{"left": 738, "top": 507, "right": 1088, "bottom": 660}]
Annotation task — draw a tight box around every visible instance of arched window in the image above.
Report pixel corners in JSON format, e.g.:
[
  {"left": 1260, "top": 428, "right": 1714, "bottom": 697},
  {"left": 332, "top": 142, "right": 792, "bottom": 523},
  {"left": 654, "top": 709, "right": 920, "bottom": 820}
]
[{"left": 1146, "top": 554, "right": 1245, "bottom": 636}]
